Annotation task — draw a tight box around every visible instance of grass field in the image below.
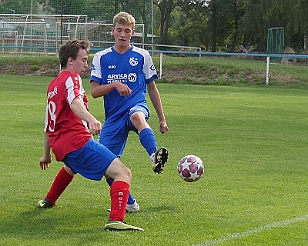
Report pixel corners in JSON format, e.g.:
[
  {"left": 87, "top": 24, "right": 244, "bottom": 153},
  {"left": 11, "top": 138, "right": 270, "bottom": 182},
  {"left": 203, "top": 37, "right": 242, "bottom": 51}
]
[{"left": 0, "top": 74, "right": 308, "bottom": 245}]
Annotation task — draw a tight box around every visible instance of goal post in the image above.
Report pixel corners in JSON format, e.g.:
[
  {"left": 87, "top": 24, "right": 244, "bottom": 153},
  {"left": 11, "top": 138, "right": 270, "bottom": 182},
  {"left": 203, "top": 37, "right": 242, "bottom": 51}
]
[
  {"left": 0, "top": 14, "right": 145, "bottom": 55},
  {"left": 267, "top": 27, "right": 284, "bottom": 62},
  {"left": 0, "top": 14, "right": 87, "bottom": 55}
]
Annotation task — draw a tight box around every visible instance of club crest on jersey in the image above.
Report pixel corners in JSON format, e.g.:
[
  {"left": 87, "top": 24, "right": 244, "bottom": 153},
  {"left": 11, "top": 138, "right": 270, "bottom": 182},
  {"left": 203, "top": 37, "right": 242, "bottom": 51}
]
[
  {"left": 150, "top": 64, "right": 156, "bottom": 71},
  {"left": 129, "top": 57, "right": 138, "bottom": 66},
  {"left": 128, "top": 73, "right": 137, "bottom": 82}
]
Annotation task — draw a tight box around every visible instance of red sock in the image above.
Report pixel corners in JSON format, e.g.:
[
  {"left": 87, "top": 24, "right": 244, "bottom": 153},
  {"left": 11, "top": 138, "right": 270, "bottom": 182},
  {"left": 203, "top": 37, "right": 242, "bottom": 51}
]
[
  {"left": 109, "top": 181, "right": 130, "bottom": 222},
  {"left": 45, "top": 167, "right": 74, "bottom": 206}
]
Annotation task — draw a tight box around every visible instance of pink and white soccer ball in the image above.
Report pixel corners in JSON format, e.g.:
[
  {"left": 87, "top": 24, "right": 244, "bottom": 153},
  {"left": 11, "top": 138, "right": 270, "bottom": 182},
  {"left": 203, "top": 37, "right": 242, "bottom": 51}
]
[{"left": 177, "top": 155, "right": 204, "bottom": 182}]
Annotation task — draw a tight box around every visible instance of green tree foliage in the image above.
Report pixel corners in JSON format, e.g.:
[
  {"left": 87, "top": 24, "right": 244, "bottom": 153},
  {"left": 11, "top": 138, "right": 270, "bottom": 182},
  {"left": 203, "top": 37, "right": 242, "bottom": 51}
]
[
  {"left": 177, "top": 0, "right": 245, "bottom": 52},
  {"left": 0, "top": 0, "right": 38, "bottom": 14},
  {"left": 2, "top": 0, "right": 308, "bottom": 52},
  {"left": 241, "top": 0, "right": 308, "bottom": 51},
  {"left": 154, "top": 0, "right": 179, "bottom": 44},
  {"left": 167, "top": 0, "right": 308, "bottom": 52},
  {"left": 37, "top": 0, "right": 153, "bottom": 42},
  {"left": 175, "top": 1, "right": 209, "bottom": 48}
]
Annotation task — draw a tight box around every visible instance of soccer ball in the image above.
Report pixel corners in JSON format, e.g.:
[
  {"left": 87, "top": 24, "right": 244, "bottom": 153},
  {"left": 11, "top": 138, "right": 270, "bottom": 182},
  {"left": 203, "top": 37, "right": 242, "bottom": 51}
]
[{"left": 177, "top": 155, "right": 204, "bottom": 182}]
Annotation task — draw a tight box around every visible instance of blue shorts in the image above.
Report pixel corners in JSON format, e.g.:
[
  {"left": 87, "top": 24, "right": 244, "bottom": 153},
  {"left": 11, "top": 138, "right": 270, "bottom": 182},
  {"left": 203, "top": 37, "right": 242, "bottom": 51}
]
[
  {"left": 63, "top": 138, "right": 117, "bottom": 181},
  {"left": 99, "top": 104, "right": 149, "bottom": 157}
]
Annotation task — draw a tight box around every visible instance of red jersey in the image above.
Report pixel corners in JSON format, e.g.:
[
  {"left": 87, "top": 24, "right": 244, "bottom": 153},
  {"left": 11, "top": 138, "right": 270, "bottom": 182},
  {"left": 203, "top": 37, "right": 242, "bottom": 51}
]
[{"left": 44, "top": 71, "right": 92, "bottom": 161}]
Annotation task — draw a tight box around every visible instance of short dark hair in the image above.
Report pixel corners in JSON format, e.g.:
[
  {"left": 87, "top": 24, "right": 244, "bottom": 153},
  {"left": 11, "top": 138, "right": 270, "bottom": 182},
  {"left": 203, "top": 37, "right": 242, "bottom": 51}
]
[{"left": 59, "top": 39, "right": 90, "bottom": 68}]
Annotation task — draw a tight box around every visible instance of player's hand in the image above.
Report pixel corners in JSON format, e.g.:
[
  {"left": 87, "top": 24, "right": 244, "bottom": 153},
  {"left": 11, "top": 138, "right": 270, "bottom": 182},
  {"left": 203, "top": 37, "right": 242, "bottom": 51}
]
[
  {"left": 160, "top": 121, "right": 168, "bottom": 133},
  {"left": 39, "top": 155, "right": 52, "bottom": 170},
  {"left": 88, "top": 119, "right": 102, "bottom": 136},
  {"left": 115, "top": 82, "right": 132, "bottom": 97}
]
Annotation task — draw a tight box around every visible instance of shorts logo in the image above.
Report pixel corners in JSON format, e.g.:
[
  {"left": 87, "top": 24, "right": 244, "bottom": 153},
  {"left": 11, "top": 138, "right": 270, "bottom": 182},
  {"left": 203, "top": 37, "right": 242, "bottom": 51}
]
[
  {"left": 150, "top": 64, "right": 156, "bottom": 71},
  {"left": 129, "top": 57, "right": 138, "bottom": 66},
  {"left": 128, "top": 73, "right": 137, "bottom": 82}
]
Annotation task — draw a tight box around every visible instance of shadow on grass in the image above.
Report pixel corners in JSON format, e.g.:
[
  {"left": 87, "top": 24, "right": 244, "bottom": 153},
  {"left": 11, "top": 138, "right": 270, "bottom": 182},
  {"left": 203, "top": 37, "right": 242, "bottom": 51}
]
[{"left": 0, "top": 207, "right": 109, "bottom": 243}]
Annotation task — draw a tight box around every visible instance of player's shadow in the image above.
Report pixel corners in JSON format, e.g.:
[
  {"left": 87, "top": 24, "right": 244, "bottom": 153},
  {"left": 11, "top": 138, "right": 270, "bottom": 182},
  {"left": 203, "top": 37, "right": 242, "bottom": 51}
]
[
  {"left": 0, "top": 209, "right": 56, "bottom": 239},
  {"left": 0, "top": 208, "right": 106, "bottom": 242}
]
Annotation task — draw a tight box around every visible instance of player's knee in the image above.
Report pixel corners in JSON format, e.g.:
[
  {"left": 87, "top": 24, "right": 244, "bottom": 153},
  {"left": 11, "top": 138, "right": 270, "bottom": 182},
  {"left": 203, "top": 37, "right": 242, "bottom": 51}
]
[
  {"left": 107, "top": 159, "right": 132, "bottom": 183},
  {"left": 130, "top": 112, "right": 145, "bottom": 124},
  {"left": 63, "top": 165, "right": 74, "bottom": 176},
  {"left": 115, "top": 166, "right": 132, "bottom": 184},
  {"left": 119, "top": 165, "right": 132, "bottom": 179},
  {"left": 130, "top": 112, "right": 148, "bottom": 130}
]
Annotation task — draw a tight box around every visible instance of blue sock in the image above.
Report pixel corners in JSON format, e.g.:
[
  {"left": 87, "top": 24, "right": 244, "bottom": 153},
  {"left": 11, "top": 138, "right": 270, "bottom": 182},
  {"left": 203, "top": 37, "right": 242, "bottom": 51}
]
[
  {"left": 139, "top": 128, "right": 157, "bottom": 156},
  {"left": 106, "top": 177, "right": 135, "bottom": 204}
]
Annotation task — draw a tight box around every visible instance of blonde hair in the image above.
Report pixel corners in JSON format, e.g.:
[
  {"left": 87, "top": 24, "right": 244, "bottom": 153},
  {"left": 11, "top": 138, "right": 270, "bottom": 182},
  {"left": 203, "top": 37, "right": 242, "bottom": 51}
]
[{"left": 113, "top": 12, "right": 135, "bottom": 29}]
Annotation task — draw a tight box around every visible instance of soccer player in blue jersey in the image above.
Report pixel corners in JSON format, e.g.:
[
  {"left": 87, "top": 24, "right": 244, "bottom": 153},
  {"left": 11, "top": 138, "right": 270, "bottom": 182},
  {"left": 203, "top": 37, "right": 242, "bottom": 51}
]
[
  {"left": 90, "top": 11, "right": 169, "bottom": 212},
  {"left": 37, "top": 12, "right": 168, "bottom": 213}
]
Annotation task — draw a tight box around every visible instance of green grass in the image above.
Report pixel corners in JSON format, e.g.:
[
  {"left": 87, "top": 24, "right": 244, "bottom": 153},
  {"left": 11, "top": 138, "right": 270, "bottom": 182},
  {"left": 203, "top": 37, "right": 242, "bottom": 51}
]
[{"left": 0, "top": 74, "right": 308, "bottom": 245}]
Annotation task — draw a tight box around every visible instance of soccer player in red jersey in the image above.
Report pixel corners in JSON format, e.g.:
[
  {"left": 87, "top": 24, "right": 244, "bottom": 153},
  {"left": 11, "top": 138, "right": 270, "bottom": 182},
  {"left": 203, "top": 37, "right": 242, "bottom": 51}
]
[
  {"left": 38, "top": 39, "right": 143, "bottom": 231},
  {"left": 38, "top": 12, "right": 169, "bottom": 214}
]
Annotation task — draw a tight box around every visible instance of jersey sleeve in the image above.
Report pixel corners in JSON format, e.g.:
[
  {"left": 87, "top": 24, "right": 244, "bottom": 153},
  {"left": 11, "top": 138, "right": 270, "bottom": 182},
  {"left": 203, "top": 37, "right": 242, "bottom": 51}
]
[
  {"left": 65, "top": 75, "right": 82, "bottom": 105},
  {"left": 143, "top": 50, "right": 158, "bottom": 84},
  {"left": 90, "top": 52, "right": 102, "bottom": 84}
]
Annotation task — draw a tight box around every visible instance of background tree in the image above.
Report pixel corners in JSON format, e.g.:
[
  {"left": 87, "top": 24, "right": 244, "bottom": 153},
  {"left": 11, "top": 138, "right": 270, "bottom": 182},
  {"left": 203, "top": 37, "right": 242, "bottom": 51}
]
[
  {"left": 154, "top": 0, "right": 178, "bottom": 44},
  {"left": 175, "top": 0, "right": 210, "bottom": 49},
  {"left": 206, "top": 0, "right": 231, "bottom": 51},
  {"left": 240, "top": 0, "right": 307, "bottom": 52},
  {"left": 0, "top": 0, "right": 39, "bottom": 14},
  {"left": 240, "top": 0, "right": 268, "bottom": 51},
  {"left": 291, "top": 0, "right": 308, "bottom": 50},
  {"left": 227, "top": 0, "right": 246, "bottom": 52},
  {"left": 2, "top": 0, "right": 308, "bottom": 53}
]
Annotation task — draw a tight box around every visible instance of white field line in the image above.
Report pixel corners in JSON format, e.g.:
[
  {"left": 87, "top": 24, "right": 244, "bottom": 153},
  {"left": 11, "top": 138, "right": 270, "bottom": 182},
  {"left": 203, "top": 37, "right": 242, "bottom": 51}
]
[{"left": 193, "top": 215, "right": 308, "bottom": 246}]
